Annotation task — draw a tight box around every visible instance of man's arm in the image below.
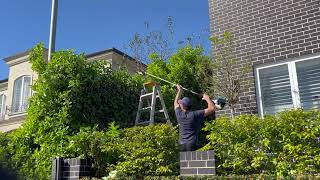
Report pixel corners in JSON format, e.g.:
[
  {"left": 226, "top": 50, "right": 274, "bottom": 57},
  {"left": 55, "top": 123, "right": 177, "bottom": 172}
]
[
  {"left": 174, "top": 84, "right": 182, "bottom": 110},
  {"left": 202, "top": 94, "right": 215, "bottom": 117}
]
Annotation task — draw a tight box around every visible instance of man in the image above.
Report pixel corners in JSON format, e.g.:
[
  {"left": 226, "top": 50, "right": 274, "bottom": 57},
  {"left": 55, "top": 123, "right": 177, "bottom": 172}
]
[{"left": 174, "top": 84, "right": 215, "bottom": 152}]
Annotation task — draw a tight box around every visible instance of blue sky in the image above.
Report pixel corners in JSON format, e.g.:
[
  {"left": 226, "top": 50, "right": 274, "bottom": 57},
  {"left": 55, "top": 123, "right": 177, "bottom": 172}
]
[{"left": 0, "top": 0, "right": 211, "bottom": 80}]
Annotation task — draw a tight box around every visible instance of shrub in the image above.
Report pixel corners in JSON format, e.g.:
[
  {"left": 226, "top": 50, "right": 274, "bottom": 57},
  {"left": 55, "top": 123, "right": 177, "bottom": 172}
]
[
  {"left": 146, "top": 45, "right": 211, "bottom": 124},
  {"left": 203, "top": 109, "right": 320, "bottom": 177},
  {"left": 203, "top": 115, "right": 262, "bottom": 175},
  {"left": 68, "top": 122, "right": 122, "bottom": 177},
  {"left": 113, "top": 124, "right": 179, "bottom": 177},
  {"left": 5, "top": 44, "right": 143, "bottom": 179},
  {"left": 0, "top": 132, "right": 17, "bottom": 179}
]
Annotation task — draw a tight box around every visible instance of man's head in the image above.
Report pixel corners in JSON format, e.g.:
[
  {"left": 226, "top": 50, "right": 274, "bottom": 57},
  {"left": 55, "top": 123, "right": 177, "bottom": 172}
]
[{"left": 178, "top": 97, "right": 192, "bottom": 111}]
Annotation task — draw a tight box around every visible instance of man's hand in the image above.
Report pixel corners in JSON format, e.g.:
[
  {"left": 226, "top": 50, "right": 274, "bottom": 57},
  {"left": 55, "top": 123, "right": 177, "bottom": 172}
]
[
  {"left": 176, "top": 84, "right": 182, "bottom": 92},
  {"left": 202, "top": 94, "right": 210, "bottom": 101},
  {"left": 202, "top": 94, "right": 215, "bottom": 117},
  {"left": 174, "top": 84, "right": 183, "bottom": 110}
]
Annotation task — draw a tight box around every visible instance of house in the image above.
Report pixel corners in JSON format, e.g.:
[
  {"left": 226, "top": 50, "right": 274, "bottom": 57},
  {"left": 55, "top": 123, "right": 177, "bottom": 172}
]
[
  {"left": 0, "top": 48, "right": 144, "bottom": 132},
  {"left": 208, "top": 0, "right": 320, "bottom": 116}
]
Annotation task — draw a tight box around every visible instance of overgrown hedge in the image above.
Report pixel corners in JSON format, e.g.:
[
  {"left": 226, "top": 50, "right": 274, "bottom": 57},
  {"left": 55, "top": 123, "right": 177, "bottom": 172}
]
[
  {"left": 0, "top": 123, "right": 178, "bottom": 179},
  {"left": 0, "top": 44, "right": 145, "bottom": 179},
  {"left": 203, "top": 109, "right": 320, "bottom": 176},
  {"left": 68, "top": 123, "right": 179, "bottom": 178},
  {"left": 146, "top": 45, "right": 211, "bottom": 124},
  {"left": 115, "top": 124, "right": 179, "bottom": 177},
  {"left": 82, "top": 174, "right": 320, "bottom": 180}
]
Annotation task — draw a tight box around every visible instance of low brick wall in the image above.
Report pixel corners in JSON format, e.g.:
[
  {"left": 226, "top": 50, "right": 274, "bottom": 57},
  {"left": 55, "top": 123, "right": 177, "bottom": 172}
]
[
  {"left": 52, "top": 158, "right": 91, "bottom": 180},
  {"left": 180, "top": 151, "right": 216, "bottom": 176}
]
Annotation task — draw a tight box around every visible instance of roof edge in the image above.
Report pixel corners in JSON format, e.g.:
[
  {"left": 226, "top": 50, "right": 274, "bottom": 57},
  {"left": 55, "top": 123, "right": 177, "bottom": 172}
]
[
  {"left": 3, "top": 47, "right": 146, "bottom": 66},
  {"left": 4, "top": 48, "right": 48, "bottom": 63},
  {"left": 0, "top": 78, "right": 8, "bottom": 84},
  {"left": 86, "top": 47, "right": 137, "bottom": 61}
]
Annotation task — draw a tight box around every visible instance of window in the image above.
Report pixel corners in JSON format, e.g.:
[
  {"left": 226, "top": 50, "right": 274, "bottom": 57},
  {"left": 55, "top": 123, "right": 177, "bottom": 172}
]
[
  {"left": 12, "top": 76, "right": 32, "bottom": 113},
  {"left": 255, "top": 55, "right": 320, "bottom": 116},
  {"left": 0, "top": 94, "right": 5, "bottom": 119}
]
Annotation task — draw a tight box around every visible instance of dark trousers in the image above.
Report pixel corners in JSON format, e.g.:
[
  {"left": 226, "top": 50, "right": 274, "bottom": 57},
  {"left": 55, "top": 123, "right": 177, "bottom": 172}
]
[{"left": 180, "top": 143, "right": 196, "bottom": 152}]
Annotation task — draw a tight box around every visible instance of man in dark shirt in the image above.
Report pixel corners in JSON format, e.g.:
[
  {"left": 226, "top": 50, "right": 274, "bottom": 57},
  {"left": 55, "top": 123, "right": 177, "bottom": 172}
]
[{"left": 174, "top": 84, "right": 215, "bottom": 151}]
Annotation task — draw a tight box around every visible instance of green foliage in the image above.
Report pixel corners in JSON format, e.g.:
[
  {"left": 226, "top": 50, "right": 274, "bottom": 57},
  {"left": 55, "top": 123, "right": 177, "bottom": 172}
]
[
  {"left": 147, "top": 45, "right": 211, "bottom": 124},
  {"left": 113, "top": 124, "right": 179, "bottom": 177},
  {"left": 5, "top": 43, "right": 143, "bottom": 179},
  {"left": 68, "top": 123, "right": 122, "bottom": 177},
  {"left": 203, "top": 109, "right": 320, "bottom": 177},
  {"left": 0, "top": 132, "right": 17, "bottom": 178},
  {"left": 83, "top": 174, "right": 320, "bottom": 180}
]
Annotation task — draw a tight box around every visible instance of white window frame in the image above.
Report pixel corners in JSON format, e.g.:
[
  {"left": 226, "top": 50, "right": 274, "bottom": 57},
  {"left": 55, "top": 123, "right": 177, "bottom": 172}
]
[
  {"left": 255, "top": 54, "right": 320, "bottom": 117},
  {"left": 0, "top": 94, "right": 5, "bottom": 119},
  {"left": 11, "top": 75, "right": 32, "bottom": 114}
]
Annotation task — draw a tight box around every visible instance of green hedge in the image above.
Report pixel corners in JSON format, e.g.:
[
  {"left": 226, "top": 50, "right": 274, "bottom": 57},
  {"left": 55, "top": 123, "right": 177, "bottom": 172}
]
[
  {"left": 82, "top": 174, "right": 320, "bottom": 180},
  {"left": 203, "top": 109, "right": 320, "bottom": 176},
  {"left": 146, "top": 45, "right": 211, "bottom": 125},
  {"left": 72, "top": 123, "right": 179, "bottom": 178},
  {"left": 1, "top": 123, "right": 178, "bottom": 179},
  {"left": 114, "top": 124, "right": 179, "bottom": 177},
  {"left": 0, "top": 44, "right": 144, "bottom": 179}
]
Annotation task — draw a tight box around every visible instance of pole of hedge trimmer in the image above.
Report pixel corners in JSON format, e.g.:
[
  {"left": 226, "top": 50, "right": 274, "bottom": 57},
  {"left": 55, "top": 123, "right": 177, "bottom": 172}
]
[
  {"left": 141, "top": 72, "right": 227, "bottom": 110},
  {"left": 145, "top": 72, "right": 202, "bottom": 96}
]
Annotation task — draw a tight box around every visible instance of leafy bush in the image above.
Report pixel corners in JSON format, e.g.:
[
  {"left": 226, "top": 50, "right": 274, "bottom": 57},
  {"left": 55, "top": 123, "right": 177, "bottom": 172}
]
[
  {"left": 29, "top": 44, "right": 142, "bottom": 129},
  {"left": 113, "top": 124, "right": 179, "bottom": 177},
  {"left": 68, "top": 122, "right": 122, "bottom": 177},
  {"left": 147, "top": 45, "right": 211, "bottom": 124},
  {"left": 82, "top": 174, "right": 320, "bottom": 180},
  {"left": 203, "top": 109, "right": 320, "bottom": 177},
  {"left": 5, "top": 44, "right": 143, "bottom": 179},
  {"left": 0, "top": 132, "right": 17, "bottom": 179}
]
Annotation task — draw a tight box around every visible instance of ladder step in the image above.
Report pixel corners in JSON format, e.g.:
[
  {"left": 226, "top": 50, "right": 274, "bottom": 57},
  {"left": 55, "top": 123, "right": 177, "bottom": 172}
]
[
  {"left": 141, "top": 93, "right": 153, "bottom": 98},
  {"left": 140, "top": 93, "right": 160, "bottom": 99},
  {"left": 136, "top": 121, "right": 151, "bottom": 125},
  {"left": 140, "top": 107, "right": 152, "bottom": 111},
  {"left": 157, "top": 109, "right": 165, "bottom": 113}
]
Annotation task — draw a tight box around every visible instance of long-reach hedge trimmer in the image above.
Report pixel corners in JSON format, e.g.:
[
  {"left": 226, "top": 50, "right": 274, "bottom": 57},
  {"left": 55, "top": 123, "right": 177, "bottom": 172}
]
[{"left": 138, "top": 72, "right": 226, "bottom": 110}]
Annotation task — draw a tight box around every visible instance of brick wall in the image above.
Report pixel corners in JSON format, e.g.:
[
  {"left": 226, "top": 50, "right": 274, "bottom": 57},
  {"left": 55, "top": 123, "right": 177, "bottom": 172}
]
[
  {"left": 180, "top": 151, "right": 216, "bottom": 176},
  {"left": 208, "top": 0, "right": 320, "bottom": 115},
  {"left": 52, "top": 158, "right": 91, "bottom": 180}
]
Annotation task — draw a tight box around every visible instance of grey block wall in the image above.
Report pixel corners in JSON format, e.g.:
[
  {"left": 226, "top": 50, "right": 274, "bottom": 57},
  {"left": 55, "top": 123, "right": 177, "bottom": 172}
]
[
  {"left": 180, "top": 151, "right": 216, "bottom": 176},
  {"left": 52, "top": 158, "right": 91, "bottom": 180},
  {"left": 208, "top": 0, "right": 320, "bottom": 116}
]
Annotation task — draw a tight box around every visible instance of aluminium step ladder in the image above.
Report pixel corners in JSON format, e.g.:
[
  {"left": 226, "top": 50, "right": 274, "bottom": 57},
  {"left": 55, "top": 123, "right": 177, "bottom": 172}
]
[{"left": 135, "top": 82, "right": 172, "bottom": 126}]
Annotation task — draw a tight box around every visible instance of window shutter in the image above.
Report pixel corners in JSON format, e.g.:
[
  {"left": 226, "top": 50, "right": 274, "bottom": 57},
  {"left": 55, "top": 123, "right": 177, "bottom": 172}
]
[
  {"left": 259, "top": 64, "right": 294, "bottom": 114},
  {"left": 296, "top": 58, "right": 320, "bottom": 110}
]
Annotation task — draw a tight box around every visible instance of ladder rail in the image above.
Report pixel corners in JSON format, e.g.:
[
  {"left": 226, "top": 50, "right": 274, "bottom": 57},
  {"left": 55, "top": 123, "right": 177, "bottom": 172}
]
[
  {"left": 135, "top": 83, "right": 171, "bottom": 126},
  {"left": 135, "top": 90, "right": 144, "bottom": 125},
  {"left": 156, "top": 86, "right": 172, "bottom": 127},
  {"left": 149, "top": 86, "right": 157, "bottom": 125}
]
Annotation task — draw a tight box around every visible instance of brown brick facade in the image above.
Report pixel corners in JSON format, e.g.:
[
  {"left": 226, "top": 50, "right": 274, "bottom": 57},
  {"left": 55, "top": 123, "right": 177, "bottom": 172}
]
[{"left": 208, "top": 0, "right": 320, "bottom": 115}]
